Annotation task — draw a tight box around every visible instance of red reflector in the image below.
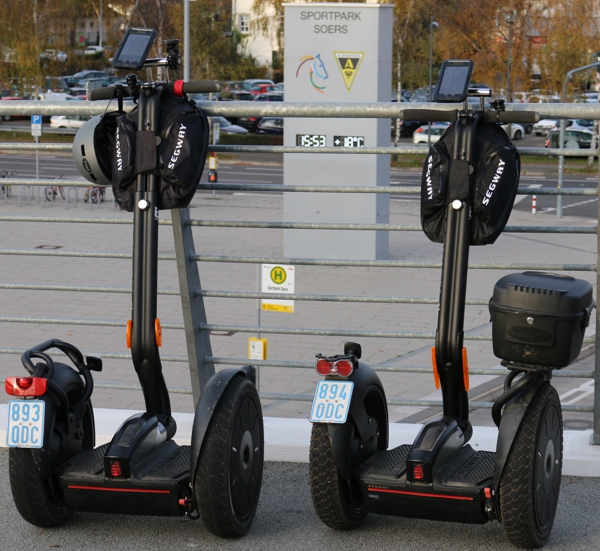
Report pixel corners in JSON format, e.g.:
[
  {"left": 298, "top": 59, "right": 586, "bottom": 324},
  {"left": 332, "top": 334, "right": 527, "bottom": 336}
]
[
  {"left": 5, "top": 377, "right": 47, "bottom": 397},
  {"left": 413, "top": 464, "right": 424, "bottom": 480},
  {"left": 336, "top": 360, "right": 353, "bottom": 377},
  {"left": 111, "top": 462, "right": 122, "bottom": 477},
  {"left": 484, "top": 487, "right": 492, "bottom": 499},
  {"left": 316, "top": 359, "right": 331, "bottom": 376}
]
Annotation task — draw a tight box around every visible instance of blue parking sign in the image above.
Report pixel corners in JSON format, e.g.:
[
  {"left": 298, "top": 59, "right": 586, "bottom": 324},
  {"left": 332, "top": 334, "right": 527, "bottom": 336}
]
[{"left": 31, "top": 115, "right": 42, "bottom": 137}]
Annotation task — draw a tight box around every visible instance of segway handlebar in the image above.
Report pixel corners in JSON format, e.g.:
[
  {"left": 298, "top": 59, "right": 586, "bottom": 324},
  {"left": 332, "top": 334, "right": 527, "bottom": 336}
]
[
  {"left": 403, "top": 108, "right": 539, "bottom": 124},
  {"left": 87, "top": 79, "right": 221, "bottom": 101}
]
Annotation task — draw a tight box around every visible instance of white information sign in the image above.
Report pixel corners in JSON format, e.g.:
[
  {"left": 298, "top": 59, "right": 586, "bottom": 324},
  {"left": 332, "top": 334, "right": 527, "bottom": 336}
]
[{"left": 261, "top": 264, "right": 295, "bottom": 313}]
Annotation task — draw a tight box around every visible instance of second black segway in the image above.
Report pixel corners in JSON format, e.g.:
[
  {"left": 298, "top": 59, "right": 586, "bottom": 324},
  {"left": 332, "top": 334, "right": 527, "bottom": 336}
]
[{"left": 308, "top": 59, "right": 593, "bottom": 548}]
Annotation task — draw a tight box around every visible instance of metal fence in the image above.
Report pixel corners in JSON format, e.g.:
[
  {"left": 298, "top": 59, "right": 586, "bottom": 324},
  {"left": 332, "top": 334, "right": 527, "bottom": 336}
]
[{"left": 0, "top": 100, "right": 599, "bottom": 443}]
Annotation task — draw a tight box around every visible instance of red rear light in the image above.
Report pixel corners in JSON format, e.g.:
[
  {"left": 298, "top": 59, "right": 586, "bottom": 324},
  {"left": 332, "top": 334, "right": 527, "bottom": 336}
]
[
  {"left": 5, "top": 376, "right": 48, "bottom": 397},
  {"left": 336, "top": 360, "right": 353, "bottom": 377},
  {"left": 416, "top": 127, "right": 424, "bottom": 133},
  {"left": 249, "top": 117, "right": 257, "bottom": 121},
  {"left": 316, "top": 359, "right": 331, "bottom": 375},
  {"left": 315, "top": 358, "right": 354, "bottom": 377}
]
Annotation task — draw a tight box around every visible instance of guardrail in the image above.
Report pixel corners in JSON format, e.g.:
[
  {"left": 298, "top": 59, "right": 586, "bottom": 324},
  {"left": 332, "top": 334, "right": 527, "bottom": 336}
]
[{"left": 0, "top": 100, "right": 599, "bottom": 443}]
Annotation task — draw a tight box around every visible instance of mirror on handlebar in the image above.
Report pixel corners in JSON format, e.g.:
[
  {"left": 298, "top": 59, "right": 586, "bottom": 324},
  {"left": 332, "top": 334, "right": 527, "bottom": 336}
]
[{"left": 112, "top": 27, "right": 157, "bottom": 70}]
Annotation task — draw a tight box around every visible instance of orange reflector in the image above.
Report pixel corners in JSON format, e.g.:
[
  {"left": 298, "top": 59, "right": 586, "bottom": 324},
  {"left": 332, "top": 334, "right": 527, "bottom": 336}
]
[
  {"left": 431, "top": 347, "right": 440, "bottom": 389},
  {"left": 462, "top": 347, "right": 470, "bottom": 391},
  {"left": 126, "top": 320, "right": 132, "bottom": 349},
  {"left": 155, "top": 319, "right": 162, "bottom": 347}
]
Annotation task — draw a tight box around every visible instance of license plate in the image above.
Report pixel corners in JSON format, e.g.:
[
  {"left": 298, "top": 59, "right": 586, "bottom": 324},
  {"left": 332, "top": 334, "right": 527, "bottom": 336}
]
[
  {"left": 6, "top": 399, "right": 45, "bottom": 448},
  {"left": 309, "top": 380, "right": 353, "bottom": 424}
]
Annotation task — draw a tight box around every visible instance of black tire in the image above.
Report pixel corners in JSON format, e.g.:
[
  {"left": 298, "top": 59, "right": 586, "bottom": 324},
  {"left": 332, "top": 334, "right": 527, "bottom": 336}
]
[
  {"left": 9, "top": 448, "right": 73, "bottom": 527},
  {"left": 309, "top": 422, "right": 367, "bottom": 530},
  {"left": 514, "top": 129, "right": 523, "bottom": 140},
  {"left": 9, "top": 400, "right": 94, "bottom": 528},
  {"left": 45, "top": 187, "right": 55, "bottom": 201},
  {"left": 525, "top": 123, "right": 533, "bottom": 134},
  {"left": 196, "top": 375, "right": 263, "bottom": 538},
  {"left": 499, "top": 382, "right": 563, "bottom": 549}
]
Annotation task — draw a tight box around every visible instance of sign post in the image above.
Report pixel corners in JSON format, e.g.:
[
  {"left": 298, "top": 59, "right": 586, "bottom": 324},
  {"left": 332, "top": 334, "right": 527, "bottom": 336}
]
[
  {"left": 31, "top": 116, "right": 42, "bottom": 186},
  {"left": 283, "top": 3, "right": 393, "bottom": 260}
]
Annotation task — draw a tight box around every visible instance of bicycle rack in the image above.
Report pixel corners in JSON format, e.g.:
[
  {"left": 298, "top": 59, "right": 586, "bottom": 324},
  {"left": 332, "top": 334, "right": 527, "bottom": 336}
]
[
  {"left": 18, "top": 185, "right": 31, "bottom": 207},
  {"left": 65, "top": 187, "right": 78, "bottom": 209},
  {"left": 42, "top": 186, "right": 54, "bottom": 208}
]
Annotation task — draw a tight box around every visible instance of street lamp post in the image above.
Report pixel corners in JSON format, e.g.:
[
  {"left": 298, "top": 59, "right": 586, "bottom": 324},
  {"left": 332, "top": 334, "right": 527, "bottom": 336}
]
[
  {"left": 428, "top": 18, "right": 439, "bottom": 145},
  {"left": 506, "top": 17, "right": 513, "bottom": 103}
]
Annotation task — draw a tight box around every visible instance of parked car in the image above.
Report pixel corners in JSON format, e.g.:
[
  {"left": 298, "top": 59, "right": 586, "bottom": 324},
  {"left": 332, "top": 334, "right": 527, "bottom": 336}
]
[
  {"left": 545, "top": 128, "right": 594, "bottom": 149},
  {"left": 397, "top": 119, "right": 425, "bottom": 137},
  {"left": 412, "top": 124, "right": 449, "bottom": 144},
  {"left": 249, "top": 84, "right": 282, "bottom": 95},
  {"left": 50, "top": 115, "right": 89, "bottom": 132},
  {"left": 72, "top": 70, "right": 109, "bottom": 84},
  {"left": 40, "top": 49, "right": 67, "bottom": 63},
  {"left": 534, "top": 118, "right": 594, "bottom": 136},
  {"left": 256, "top": 117, "right": 283, "bottom": 135},
  {"left": 240, "top": 79, "right": 274, "bottom": 91},
  {"left": 211, "top": 117, "right": 248, "bottom": 134},
  {"left": 1, "top": 96, "right": 28, "bottom": 121},
  {"left": 501, "top": 123, "right": 525, "bottom": 140},
  {"left": 238, "top": 93, "right": 284, "bottom": 131},
  {"left": 84, "top": 46, "right": 105, "bottom": 56}
]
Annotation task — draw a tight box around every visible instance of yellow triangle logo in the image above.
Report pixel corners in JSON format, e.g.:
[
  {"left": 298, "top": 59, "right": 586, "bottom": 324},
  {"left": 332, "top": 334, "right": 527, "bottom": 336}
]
[{"left": 334, "top": 52, "right": 364, "bottom": 91}]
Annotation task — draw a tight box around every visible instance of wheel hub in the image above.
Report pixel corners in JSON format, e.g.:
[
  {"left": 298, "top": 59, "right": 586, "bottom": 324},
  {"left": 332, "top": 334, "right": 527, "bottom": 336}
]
[{"left": 238, "top": 429, "right": 254, "bottom": 485}]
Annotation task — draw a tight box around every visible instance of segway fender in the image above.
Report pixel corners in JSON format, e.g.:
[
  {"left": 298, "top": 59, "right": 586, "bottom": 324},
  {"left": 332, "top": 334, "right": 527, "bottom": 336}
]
[
  {"left": 493, "top": 379, "right": 544, "bottom": 495},
  {"left": 327, "top": 362, "right": 388, "bottom": 480},
  {"left": 189, "top": 365, "right": 256, "bottom": 480},
  {"left": 31, "top": 362, "right": 87, "bottom": 478}
]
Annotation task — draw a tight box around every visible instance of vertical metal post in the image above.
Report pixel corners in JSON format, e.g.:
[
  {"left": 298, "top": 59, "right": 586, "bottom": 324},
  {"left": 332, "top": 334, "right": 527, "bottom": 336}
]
[
  {"left": 183, "top": 0, "right": 190, "bottom": 81},
  {"left": 172, "top": 207, "right": 215, "bottom": 407},
  {"left": 593, "top": 153, "right": 600, "bottom": 445}
]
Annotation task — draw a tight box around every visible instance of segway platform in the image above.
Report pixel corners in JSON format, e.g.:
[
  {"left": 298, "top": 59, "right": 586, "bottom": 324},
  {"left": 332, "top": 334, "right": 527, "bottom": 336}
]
[
  {"left": 359, "top": 444, "right": 494, "bottom": 524},
  {"left": 60, "top": 441, "right": 192, "bottom": 516}
]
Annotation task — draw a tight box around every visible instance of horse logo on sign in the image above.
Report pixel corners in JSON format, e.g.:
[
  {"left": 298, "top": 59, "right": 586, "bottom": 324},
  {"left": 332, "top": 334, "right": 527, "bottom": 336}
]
[{"left": 296, "top": 54, "right": 329, "bottom": 94}]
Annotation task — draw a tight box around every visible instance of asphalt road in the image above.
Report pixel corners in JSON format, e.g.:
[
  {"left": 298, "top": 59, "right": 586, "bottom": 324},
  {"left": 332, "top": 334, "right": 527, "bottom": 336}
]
[{"left": 0, "top": 449, "right": 598, "bottom": 551}]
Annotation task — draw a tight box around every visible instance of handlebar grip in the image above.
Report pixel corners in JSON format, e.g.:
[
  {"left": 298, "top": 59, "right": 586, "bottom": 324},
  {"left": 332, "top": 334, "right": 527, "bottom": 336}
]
[
  {"left": 403, "top": 109, "right": 458, "bottom": 123},
  {"left": 87, "top": 86, "right": 117, "bottom": 101},
  {"left": 491, "top": 110, "right": 540, "bottom": 124},
  {"left": 168, "top": 80, "right": 221, "bottom": 96},
  {"left": 183, "top": 80, "right": 221, "bottom": 94}
]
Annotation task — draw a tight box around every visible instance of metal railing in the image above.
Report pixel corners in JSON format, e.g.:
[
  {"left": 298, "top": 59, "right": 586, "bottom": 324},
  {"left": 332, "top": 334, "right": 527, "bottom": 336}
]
[{"left": 0, "top": 100, "right": 599, "bottom": 442}]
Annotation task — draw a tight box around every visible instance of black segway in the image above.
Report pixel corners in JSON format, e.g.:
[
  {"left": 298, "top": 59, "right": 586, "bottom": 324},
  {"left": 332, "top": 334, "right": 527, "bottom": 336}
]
[
  {"left": 5, "top": 28, "right": 263, "bottom": 538},
  {"left": 308, "top": 60, "right": 593, "bottom": 548}
]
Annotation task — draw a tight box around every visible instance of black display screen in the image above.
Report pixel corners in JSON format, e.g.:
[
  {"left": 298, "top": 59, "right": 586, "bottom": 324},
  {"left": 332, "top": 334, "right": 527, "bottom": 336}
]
[
  {"left": 112, "top": 28, "right": 156, "bottom": 70},
  {"left": 433, "top": 60, "right": 474, "bottom": 103}
]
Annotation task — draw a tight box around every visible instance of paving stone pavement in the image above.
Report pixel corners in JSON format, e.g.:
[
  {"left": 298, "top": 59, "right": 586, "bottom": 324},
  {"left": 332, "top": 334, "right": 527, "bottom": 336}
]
[{"left": 0, "top": 172, "right": 597, "bottom": 428}]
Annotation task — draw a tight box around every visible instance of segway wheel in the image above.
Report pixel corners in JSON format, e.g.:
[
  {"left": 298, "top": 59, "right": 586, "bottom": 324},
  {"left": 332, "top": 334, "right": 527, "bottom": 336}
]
[
  {"left": 9, "top": 448, "right": 72, "bottom": 527},
  {"left": 196, "top": 375, "right": 263, "bottom": 537},
  {"left": 309, "top": 422, "right": 367, "bottom": 530},
  {"left": 499, "top": 382, "right": 563, "bottom": 549}
]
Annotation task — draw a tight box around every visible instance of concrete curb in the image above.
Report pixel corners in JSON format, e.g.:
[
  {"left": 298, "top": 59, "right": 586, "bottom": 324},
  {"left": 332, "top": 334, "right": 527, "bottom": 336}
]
[{"left": 2, "top": 405, "right": 599, "bottom": 476}]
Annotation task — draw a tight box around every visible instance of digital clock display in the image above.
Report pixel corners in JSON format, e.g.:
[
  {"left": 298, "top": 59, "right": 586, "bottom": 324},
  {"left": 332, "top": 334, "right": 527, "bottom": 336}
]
[
  {"left": 333, "top": 136, "right": 365, "bottom": 148},
  {"left": 296, "top": 134, "right": 327, "bottom": 147}
]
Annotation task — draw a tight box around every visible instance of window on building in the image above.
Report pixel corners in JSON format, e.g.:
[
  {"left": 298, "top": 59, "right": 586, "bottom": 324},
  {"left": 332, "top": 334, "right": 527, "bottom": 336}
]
[{"left": 239, "top": 14, "right": 250, "bottom": 34}]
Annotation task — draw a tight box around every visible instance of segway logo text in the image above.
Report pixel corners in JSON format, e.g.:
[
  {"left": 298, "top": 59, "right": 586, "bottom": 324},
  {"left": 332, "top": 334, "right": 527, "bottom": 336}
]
[
  {"left": 115, "top": 128, "right": 123, "bottom": 172},
  {"left": 425, "top": 155, "right": 434, "bottom": 200},
  {"left": 482, "top": 159, "right": 506, "bottom": 205},
  {"left": 168, "top": 124, "right": 187, "bottom": 169}
]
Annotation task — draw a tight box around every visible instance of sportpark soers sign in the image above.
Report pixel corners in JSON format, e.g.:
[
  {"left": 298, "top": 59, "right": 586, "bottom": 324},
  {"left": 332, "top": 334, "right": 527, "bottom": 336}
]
[{"left": 261, "top": 264, "right": 295, "bottom": 313}]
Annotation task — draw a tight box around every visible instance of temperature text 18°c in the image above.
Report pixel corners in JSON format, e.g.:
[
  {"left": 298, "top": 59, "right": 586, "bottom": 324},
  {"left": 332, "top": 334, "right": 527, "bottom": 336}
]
[
  {"left": 296, "top": 134, "right": 326, "bottom": 147},
  {"left": 333, "top": 135, "right": 364, "bottom": 148}
]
